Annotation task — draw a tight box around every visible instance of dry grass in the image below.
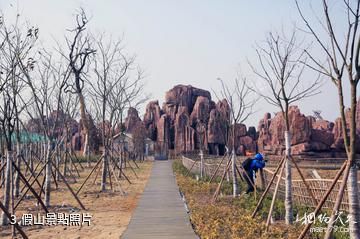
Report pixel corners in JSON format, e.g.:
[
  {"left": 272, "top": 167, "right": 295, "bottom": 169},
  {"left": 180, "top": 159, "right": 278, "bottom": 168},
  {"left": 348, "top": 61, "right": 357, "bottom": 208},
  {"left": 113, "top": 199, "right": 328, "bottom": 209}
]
[
  {"left": 173, "top": 159, "right": 304, "bottom": 239},
  {"left": 0, "top": 160, "right": 153, "bottom": 239}
]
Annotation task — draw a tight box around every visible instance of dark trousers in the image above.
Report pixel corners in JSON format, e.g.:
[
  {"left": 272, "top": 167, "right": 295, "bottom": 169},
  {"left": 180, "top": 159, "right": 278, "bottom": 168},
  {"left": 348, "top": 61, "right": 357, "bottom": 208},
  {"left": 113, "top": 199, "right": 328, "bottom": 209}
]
[{"left": 243, "top": 171, "right": 254, "bottom": 193}]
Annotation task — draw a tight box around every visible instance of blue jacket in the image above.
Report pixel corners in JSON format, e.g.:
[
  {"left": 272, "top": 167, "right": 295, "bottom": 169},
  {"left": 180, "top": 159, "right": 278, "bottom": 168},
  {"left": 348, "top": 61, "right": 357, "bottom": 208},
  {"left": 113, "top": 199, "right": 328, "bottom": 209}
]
[{"left": 248, "top": 159, "right": 265, "bottom": 178}]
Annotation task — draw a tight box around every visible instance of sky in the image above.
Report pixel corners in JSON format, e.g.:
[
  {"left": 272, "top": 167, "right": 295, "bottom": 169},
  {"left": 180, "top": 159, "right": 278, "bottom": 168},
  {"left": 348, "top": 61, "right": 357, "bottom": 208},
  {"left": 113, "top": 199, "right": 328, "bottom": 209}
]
[{"left": 0, "top": 0, "right": 357, "bottom": 127}]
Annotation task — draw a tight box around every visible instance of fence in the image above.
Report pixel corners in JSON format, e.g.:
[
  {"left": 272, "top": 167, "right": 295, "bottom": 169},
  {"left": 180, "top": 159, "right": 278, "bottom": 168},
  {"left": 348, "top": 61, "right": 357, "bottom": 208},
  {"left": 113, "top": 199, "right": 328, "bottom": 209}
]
[{"left": 182, "top": 155, "right": 360, "bottom": 211}]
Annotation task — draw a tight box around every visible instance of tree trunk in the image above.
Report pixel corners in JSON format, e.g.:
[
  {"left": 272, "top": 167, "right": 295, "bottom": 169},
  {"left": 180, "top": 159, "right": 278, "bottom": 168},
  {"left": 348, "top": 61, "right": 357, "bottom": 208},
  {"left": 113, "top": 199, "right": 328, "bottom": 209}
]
[
  {"left": 231, "top": 148, "right": 238, "bottom": 197},
  {"left": 83, "top": 133, "right": 90, "bottom": 162},
  {"left": 231, "top": 123, "right": 238, "bottom": 197},
  {"left": 284, "top": 131, "right": 293, "bottom": 225},
  {"left": 101, "top": 150, "right": 108, "bottom": 191},
  {"left": 259, "top": 168, "right": 266, "bottom": 190},
  {"left": 77, "top": 90, "right": 90, "bottom": 159},
  {"left": 200, "top": 149, "right": 204, "bottom": 178},
  {"left": 1, "top": 151, "right": 12, "bottom": 225},
  {"left": 54, "top": 145, "right": 59, "bottom": 181},
  {"left": 29, "top": 144, "right": 33, "bottom": 173},
  {"left": 324, "top": 158, "right": 351, "bottom": 239},
  {"left": 63, "top": 149, "right": 68, "bottom": 177},
  {"left": 1, "top": 147, "right": 4, "bottom": 185},
  {"left": 44, "top": 142, "right": 52, "bottom": 207},
  {"left": 327, "top": 81, "right": 360, "bottom": 239},
  {"left": 14, "top": 143, "right": 21, "bottom": 197},
  {"left": 347, "top": 163, "right": 360, "bottom": 238},
  {"left": 347, "top": 82, "right": 360, "bottom": 238}
]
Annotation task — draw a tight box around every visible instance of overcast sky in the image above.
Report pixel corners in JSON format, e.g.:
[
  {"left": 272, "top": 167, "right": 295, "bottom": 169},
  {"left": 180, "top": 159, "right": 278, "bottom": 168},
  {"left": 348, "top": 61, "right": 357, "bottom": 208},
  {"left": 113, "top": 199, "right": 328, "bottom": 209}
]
[{"left": 1, "top": 0, "right": 357, "bottom": 127}]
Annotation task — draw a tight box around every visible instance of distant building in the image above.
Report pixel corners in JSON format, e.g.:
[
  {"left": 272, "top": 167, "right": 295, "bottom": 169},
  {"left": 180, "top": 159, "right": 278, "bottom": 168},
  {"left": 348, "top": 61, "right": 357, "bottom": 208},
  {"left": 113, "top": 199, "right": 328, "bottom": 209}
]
[{"left": 112, "top": 132, "right": 155, "bottom": 156}]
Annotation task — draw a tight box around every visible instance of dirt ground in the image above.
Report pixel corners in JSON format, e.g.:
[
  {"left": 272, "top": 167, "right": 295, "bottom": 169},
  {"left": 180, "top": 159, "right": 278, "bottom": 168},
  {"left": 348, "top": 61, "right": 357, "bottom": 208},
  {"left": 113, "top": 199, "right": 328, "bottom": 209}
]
[{"left": 0, "top": 160, "right": 153, "bottom": 239}]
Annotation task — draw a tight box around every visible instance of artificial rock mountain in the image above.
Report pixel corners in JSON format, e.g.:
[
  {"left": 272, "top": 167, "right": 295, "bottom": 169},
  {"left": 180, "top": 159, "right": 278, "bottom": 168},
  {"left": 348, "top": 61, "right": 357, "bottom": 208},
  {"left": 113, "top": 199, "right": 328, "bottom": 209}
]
[
  {"left": 25, "top": 85, "right": 360, "bottom": 157},
  {"left": 142, "top": 85, "right": 360, "bottom": 156}
]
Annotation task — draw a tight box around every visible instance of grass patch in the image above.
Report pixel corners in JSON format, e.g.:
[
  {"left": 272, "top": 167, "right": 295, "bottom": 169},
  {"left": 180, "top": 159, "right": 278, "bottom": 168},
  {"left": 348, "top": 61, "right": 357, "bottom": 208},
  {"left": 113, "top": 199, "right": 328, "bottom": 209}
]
[{"left": 173, "top": 159, "right": 350, "bottom": 239}]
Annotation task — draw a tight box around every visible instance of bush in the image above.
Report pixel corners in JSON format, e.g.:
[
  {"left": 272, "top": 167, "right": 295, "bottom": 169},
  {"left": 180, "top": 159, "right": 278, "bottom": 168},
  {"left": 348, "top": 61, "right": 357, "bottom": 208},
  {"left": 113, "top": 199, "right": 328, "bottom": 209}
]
[{"left": 173, "top": 159, "right": 349, "bottom": 239}]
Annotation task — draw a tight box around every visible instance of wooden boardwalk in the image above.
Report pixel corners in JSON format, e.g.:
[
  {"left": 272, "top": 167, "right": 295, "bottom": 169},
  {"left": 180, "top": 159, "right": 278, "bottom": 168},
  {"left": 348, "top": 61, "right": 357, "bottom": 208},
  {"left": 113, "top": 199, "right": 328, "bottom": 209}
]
[{"left": 121, "top": 160, "right": 198, "bottom": 239}]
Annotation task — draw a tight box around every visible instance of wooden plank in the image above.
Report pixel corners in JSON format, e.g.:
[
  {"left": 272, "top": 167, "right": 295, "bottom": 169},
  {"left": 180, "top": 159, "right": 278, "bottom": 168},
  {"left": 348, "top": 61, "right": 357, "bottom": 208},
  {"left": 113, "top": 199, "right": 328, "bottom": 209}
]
[{"left": 121, "top": 160, "right": 198, "bottom": 239}]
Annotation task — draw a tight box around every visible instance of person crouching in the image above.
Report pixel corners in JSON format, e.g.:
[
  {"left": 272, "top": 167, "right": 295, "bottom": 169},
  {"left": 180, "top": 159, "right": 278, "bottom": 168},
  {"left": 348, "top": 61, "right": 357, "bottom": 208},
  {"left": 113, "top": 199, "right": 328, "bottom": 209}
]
[{"left": 242, "top": 153, "right": 266, "bottom": 194}]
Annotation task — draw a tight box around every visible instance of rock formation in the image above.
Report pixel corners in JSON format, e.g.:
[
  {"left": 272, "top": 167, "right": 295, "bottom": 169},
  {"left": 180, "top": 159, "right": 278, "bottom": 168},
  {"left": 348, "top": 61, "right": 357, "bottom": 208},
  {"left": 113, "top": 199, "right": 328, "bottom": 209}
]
[
  {"left": 256, "top": 106, "right": 357, "bottom": 155},
  {"left": 143, "top": 85, "right": 209, "bottom": 154},
  {"left": 207, "top": 107, "right": 228, "bottom": 155},
  {"left": 24, "top": 87, "right": 358, "bottom": 157},
  {"left": 142, "top": 84, "right": 257, "bottom": 156},
  {"left": 332, "top": 98, "right": 360, "bottom": 153},
  {"left": 162, "top": 85, "right": 214, "bottom": 154},
  {"left": 174, "top": 106, "right": 191, "bottom": 153},
  {"left": 227, "top": 124, "right": 257, "bottom": 155},
  {"left": 163, "top": 85, "right": 211, "bottom": 117},
  {"left": 125, "top": 107, "right": 142, "bottom": 134},
  {"left": 25, "top": 110, "right": 100, "bottom": 152},
  {"left": 190, "top": 96, "right": 212, "bottom": 126},
  {"left": 143, "top": 100, "right": 162, "bottom": 141}
]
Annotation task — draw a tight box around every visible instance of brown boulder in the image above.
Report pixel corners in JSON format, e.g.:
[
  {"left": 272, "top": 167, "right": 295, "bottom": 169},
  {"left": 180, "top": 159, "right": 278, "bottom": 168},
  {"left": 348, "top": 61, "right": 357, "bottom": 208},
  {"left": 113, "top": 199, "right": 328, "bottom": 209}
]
[
  {"left": 234, "top": 123, "right": 247, "bottom": 137},
  {"left": 291, "top": 141, "right": 329, "bottom": 154},
  {"left": 207, "top": 109, "right": 227, "bottom": 145},
  {"left": 157, "top": 115, "right": 169, "bottom": 144},
  {"left": 162, "top": 85, "right": 212, "bottom": 153},
  {"left": 143, "top": 100, "right": 162, "bottom": 141},
  {"left": 332, "top": 118, "right": 343, "bottom": 150},
  {"left": 291, "top": 143, "right": 311, "bottom": 155},
  {"left": 162, "top": 103, "right": 178, "bottom": 124},
  {"left": 190, "top": 96, "right": 211, "bottom": 126},
  {"left": 247, "top": 126, "right": 257, "bottom": 140},
  {"left": 163, "top": 85, "right": 211, "bottom": 123},
  {"left": 268, "top": 106, "right": 312, "bottom": 145},
  {"left": 152, "top": 118, "right": 169, "bottom": 155},
  {"left": 216, "top": 99, "right": 230, "bottom": 122},
  {"left": 257, "top": 113, "right": 272, "bottom": 152},
  {"left": 332, "top": 101, "right": 360, "bottom": 153},
  {"left": 174, "top": 107, "right": 190, "bottom": 153},
  {"left": 257, "top": 106, "right": 333, "bottom": 155},
  {"left": 207, "top": 99, "right": 230, "bottom": 155},
  {"left": 288, "top": 106, "right": 312, "bottom": 144},
  {"left": 312, "top": 119, "right": 334, "bottom": 131},
  {"left": 164, "top": 85, "right": 211, "bottom": 113},
  {"left": 228, "top": 123, "right": 252, "bottom": 155},
  {"left": 26, "top": 110, "right": 79, "bottom": 139},
  {"left": 125, "top": 107, "right": 141, "bottom": 134},
  {"left": 311, "top": 129, "right": 334, "bottom": 146},
  {"left": 310, "top": 142, "right": 329, "bottom": 151},
  {"left": 239, "top": 136, "right": 257, "bottom": 155}
]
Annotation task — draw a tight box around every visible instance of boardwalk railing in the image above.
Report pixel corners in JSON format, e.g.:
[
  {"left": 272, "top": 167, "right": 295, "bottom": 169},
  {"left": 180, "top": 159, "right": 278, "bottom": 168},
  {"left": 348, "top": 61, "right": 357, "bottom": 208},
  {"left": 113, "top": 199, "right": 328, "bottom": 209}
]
[{"left": 182, "top": 155, "right": 360, "bottom": 211}]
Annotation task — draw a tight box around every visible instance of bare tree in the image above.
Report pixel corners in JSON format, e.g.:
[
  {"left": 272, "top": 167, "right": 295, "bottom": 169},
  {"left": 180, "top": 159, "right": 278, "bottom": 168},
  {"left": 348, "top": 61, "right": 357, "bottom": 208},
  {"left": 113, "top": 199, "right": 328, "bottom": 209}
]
[
  {"left": 20, "top": 52, "right": 57, "bottom": 207},
  {"left": 215, "top": 76, "right": 257, "bottom": 198},
  {"left": 63, "top": 9, "right": 96, "bottom": 158},
  {"left": 196, "top": 120, "right": 206, "bottom": 178},
  {"left": 57, "top": 85, "right": 80, "bottom": 178},
  {"left": 0, "top": 14, "right": 37, "bottom": 225},
  {"left": 88, "top": 34, "right": 146, "bottom": 191},
  {"left": 295, "top": 1, "right": 360, "bottom": 238},
  {"left": 249, "top": 29, "right": 321, "bottom": 225}
]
